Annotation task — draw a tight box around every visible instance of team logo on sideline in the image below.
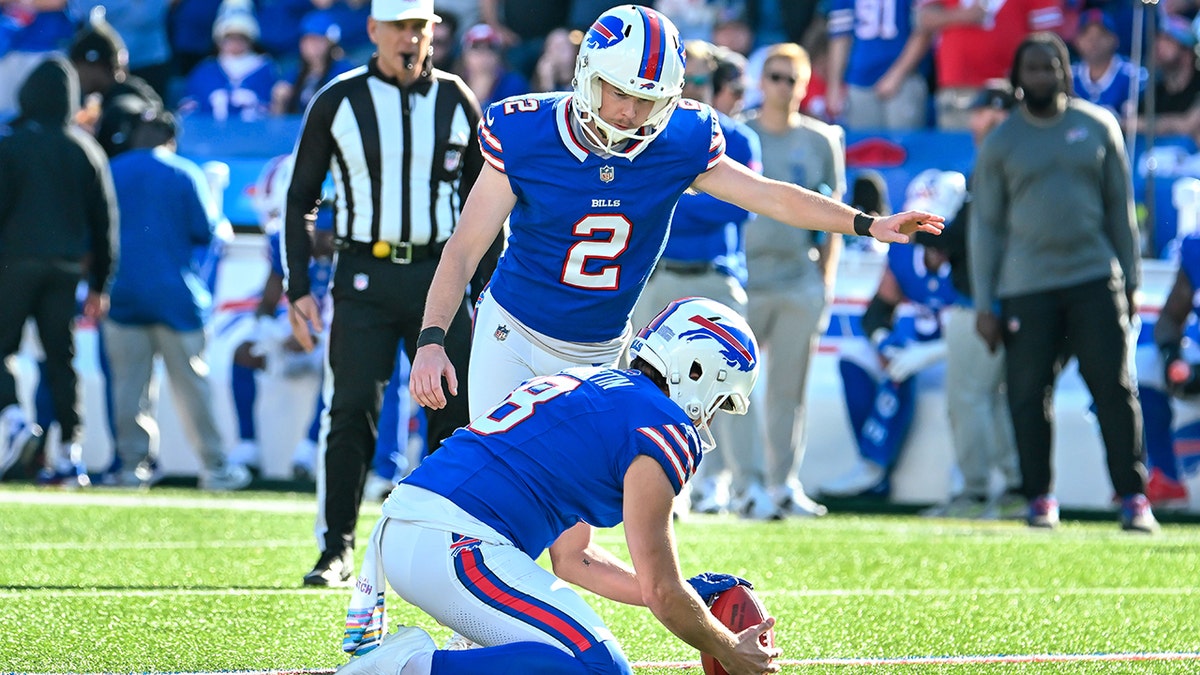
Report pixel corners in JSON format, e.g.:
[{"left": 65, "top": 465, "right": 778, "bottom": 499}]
[
  {"left": 587, "top": 15, "right": 626, "bottom": 49},
  {"left": 353, "top": 273, "right": 369, "bottom": 291},
  {"left": 494, "top": 324, "right": 510, "bottom": 341},
  {"left": 600, "top": 166, "right": 614, "bottom": 183}
]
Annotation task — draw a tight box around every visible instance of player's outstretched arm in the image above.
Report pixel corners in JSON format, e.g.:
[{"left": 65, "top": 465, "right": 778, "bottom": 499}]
[
  {"left": 623, "top": 457, "right": 781, "bottom": 674},
  {"left": 692, "top": 157, "right": 944, "bottom": 244},
  {"left": 410, "top": 164, "right": 517, "bottom": 409}
]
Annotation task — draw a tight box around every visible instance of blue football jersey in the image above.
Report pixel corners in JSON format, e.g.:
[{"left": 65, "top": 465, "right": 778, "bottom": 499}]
[
  {"left": 1072, "top": 57, "right": 1144, "bottom": 119},
  {"left": 479, "top": 93, "right": 726, "bottom": 343},
  {"left": 403, "top": 366, "right": 703, "bottom": 558},
  {"left": 827, "top": 0, "right": 923, "bottom": 88},
  {"left": 267, "top": 230, "right": 332, "bottom": 301},
  {"left": 662, "top": 111, "right": 760, "bottom": 283},
  {"left": 1180, "top": 235, "right": 1200, "bottom": 322},
  {"left": 888, "top": 243, "right": 964, "bottom": 341}
]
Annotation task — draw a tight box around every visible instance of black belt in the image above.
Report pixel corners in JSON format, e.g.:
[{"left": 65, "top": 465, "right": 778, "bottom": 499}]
[
  {"left": 335, "top": 238, "right": 445, "bottom": 264},
  {"left": 659, "top": 260, "right": 717, "bottom": 276}
]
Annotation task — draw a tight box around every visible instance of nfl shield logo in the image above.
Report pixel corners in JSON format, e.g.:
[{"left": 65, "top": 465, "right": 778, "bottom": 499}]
[
  {"left": 444, "top": 148, "right": 462, "bottom": 173},
  {"left": 600, "top": 166, "right": 615, "bottom": 183},
  {"left": 494, "top": 324, "right": 509, "bottom": 341},
  {"left": 353, "top": 273, "right": 369, "bottom": 291}
]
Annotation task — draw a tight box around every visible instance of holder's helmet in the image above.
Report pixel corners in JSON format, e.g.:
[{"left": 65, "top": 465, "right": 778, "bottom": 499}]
[{"left": 629, "top": 297, "right": 759, "bottom": 448}]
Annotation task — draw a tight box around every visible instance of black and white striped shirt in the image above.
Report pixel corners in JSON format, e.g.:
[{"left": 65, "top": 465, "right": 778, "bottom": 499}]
[{"left": 283, "top": 58, "right": 482, "bottom": 300}]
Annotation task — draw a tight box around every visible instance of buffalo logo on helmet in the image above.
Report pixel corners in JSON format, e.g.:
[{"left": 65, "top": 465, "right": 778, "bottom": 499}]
[
  {"left": 680, "top": 315, "right": 756, "bottom": 372},
  {"left": 587, "top": 15, "right": 626, "bottom": 49}
]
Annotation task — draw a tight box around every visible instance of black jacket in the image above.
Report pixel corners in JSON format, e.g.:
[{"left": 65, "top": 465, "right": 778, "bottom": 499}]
[
  {"left": 97, "top": 74, "right": 163, "bottom": 158},
  {"left": 0, "top": 56, "right": 117, "bottom": 291}
]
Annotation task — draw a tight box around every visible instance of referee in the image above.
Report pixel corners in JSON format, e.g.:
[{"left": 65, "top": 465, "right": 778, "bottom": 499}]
[{"left": 283, "top": 0, "right": 494, "bottom": 586}]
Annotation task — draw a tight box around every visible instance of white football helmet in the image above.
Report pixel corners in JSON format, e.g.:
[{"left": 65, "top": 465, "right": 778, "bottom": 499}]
[
  {"left": 573, "top": 4, "right": 686, "bottom": 157},
  {"left": 629, "top": 297, "right": 759, "bottom": 448},
  {"left": 902, "top": 169, "right": 968, "bottom": 221},
  {"left": 252, "top": 153, "right": 294, "bottom": 233}
]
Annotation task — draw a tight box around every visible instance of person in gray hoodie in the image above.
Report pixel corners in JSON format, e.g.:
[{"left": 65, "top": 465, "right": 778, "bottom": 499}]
[{"left": 0, "top": 55, "right": 117, "bottom": 486}]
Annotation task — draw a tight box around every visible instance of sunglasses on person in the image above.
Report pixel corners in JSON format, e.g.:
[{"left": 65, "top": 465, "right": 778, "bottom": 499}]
[
  {"left": 684, "top": 73, "right": 712, "bottom": 87},
  {"left": 766, "top": 72, "right": 799, "bottom": 86}
]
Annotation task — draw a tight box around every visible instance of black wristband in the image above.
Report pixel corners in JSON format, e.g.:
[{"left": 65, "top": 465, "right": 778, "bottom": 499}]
[
  {"left": 416, "top": 326, "right": 446, "bottom": 348},
  {"left": 853, "top": 212, "right": 876, "bottom": 238}
]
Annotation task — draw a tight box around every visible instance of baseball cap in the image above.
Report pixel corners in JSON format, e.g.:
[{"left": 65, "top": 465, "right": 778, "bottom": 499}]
[
  {"left": 462, "top": 23, "right": 501, "bottom": 49},
  {"left": 968, "top": 81, "right": 1015, "bottom": 111},
  {"left": 1077, "top": 9, "right": 1117, "bottom": 36},
  {"left": 1162, "top": 14, "right": 1197, "bottom": 49},
  {"left": 213, "top": 9, "right": 261, "bottom": 42},
  {"left": 371, "top": 0, "right": 441, "bottom": 23},
  {"left": 300, "top": 11, "right": 342, "bottom": 43}
]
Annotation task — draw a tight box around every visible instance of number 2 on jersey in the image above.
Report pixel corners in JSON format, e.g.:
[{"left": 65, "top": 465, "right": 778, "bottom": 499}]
[
  {"left": 561, "top": 214, "right": 632, "bottom": 290},
  {"left": 469, "top": 375, "right": 582, "bottom": 434}
]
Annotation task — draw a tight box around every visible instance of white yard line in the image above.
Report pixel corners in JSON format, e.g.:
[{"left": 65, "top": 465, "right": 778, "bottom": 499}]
[
  {"left": 8, "top": 539, "right": 309, "bottom": 551},
  {"left": 22, "top": 651, "right": 1200, "bottom": 674},
  {"left": 0, "top": 489, "right": 321, "bottom": 513},
  {"left": 2, "top": 585, "right": 1195, "bottom": 601}
]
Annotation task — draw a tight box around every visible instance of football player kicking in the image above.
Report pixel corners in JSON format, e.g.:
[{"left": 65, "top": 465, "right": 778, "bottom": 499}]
[
  {"left": 410, "top": 4, "right": 944, "bottom": 419},
  {"left": 338, "top": 298, "right": 780, "bottom": 675}
]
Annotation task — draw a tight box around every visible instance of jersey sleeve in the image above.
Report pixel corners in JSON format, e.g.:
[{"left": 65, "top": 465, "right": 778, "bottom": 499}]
[
  {"left": 268, "top": 231, "right": 285, "bottom": 278},
  {"left": 827, "top": 0, "right": 855, "bottom": 38},
  {"left": 1028, "top": 0, "right": 1063, "bottom": 31},
  {"left": 1180, "top": 235, "right": 1200, "bottom": 289},
  {"left": 478, "top": 101, "right": 507, "bottom": 174},
  {"left": 632, "top": 423, "right": 702, "bottom": 495},
  {"left": 704, "top": 105, "right": 726, "bottom": 171}
]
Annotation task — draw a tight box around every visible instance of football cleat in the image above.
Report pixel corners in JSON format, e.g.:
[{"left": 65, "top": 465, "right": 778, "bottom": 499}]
[
  {"left": 1027, "top": 494, "right": 1060, "bottom": 529},
  {"left": 337, "top": 625, "right": 435, "bottom": 675},
  {"left": 442, "top": 632, "right": 482, "bottom": 650},
  {"left": 1119, "top": 494, "right": 1160, "bottom": 534},
  {"left": 0, "top": 405, "right": 42, "bottom": 480},
  {"left": 819, "top": 459, "right": 886, "bottom": 498},
  {"left": 735, "top": 482, "right": 783, "bottom": 521},
  {"left": 1145, "top": 468, "right": 1188, "bottom": 508},
  {"left": 771, "top": 484, "right": 827, "bottom": 517},
  {"left": 304, "top": 548, "right": 354, "bottom": 587},
  {"left": 199, "top": 464, "right": 251, "bottom": 491}
]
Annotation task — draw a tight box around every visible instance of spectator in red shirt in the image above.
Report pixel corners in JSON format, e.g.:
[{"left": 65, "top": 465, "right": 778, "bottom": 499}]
[{"left": 917, "top": 0, "right": 1063, "bottom": 130}]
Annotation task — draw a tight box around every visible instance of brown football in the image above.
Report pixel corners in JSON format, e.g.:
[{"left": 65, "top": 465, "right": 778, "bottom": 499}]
[{"left": 700, "top": 584, "right": 775, "bottom": 675}]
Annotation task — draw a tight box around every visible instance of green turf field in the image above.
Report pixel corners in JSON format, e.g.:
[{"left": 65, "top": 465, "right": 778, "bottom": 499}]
[{"left": 2, "top": 486, "right": 1199, "bottom": 674}]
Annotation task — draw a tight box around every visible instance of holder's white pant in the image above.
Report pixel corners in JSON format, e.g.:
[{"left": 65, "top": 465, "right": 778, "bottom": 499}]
[{"left": 380, "top": 518, "right": 617, "bottom": 656}]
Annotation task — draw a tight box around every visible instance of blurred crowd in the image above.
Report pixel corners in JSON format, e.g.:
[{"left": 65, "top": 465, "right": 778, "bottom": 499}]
[{"left": 1, "top": 0, "right": 1197, "bottom": 135}]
